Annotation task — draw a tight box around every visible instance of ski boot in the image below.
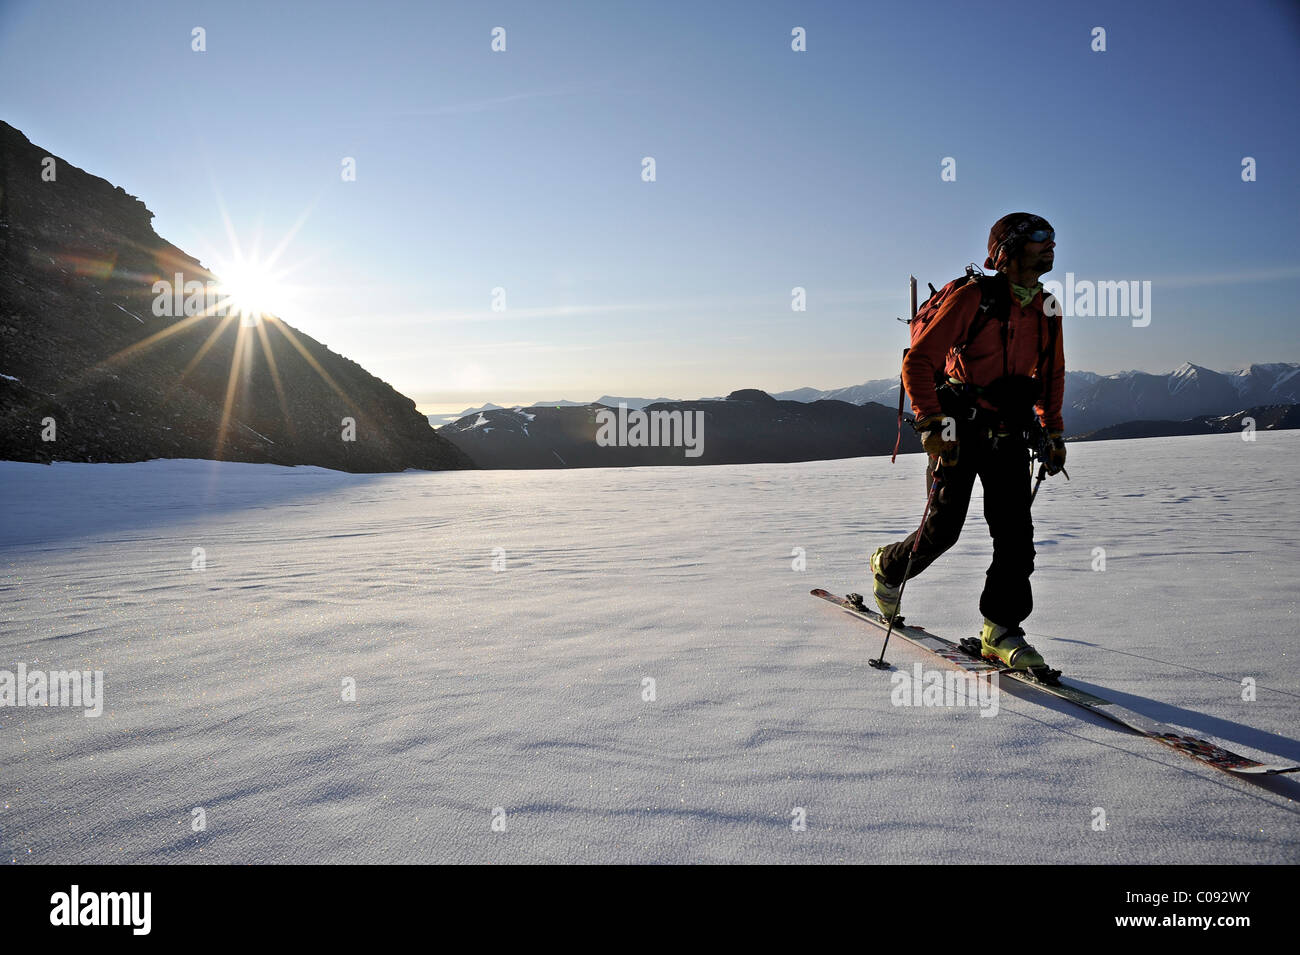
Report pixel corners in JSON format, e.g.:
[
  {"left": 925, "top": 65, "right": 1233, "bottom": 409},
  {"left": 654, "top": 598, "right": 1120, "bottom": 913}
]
[
  {"left": 976, "top": 619, "right": 1060, "bottom": 684},
  {"left": 869, "top": 547, "right": 902, "bottom": 621}
]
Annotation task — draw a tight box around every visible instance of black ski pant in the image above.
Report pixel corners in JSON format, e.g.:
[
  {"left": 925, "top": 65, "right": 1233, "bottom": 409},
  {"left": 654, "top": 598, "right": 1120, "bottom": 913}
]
[{"left": 879, "top": 424, "right": 1036, "bottom": 627}]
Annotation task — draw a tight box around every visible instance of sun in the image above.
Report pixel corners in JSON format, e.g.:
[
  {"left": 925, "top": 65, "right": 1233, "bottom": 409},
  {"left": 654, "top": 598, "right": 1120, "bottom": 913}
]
[
  {"left": 216, "top": 257, "right": 288, "bottom": 326},
  {"left": 95, "top": 203, "right": 365, "bottom": 464}
]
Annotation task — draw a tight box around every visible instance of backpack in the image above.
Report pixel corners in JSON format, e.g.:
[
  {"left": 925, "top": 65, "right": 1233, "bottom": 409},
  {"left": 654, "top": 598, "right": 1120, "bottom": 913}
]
[
  {"left": 890, "top": 265, "right": 1011, "bottom": 461},
  {"left": 891, "top": 266, "right": 1062, "bottom": 461}
]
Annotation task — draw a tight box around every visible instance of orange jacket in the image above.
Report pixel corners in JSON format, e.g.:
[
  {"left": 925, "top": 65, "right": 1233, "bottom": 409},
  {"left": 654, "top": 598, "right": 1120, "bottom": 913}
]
[{"left": 902, "top": 281, "right": 1065, "bottom": 433}]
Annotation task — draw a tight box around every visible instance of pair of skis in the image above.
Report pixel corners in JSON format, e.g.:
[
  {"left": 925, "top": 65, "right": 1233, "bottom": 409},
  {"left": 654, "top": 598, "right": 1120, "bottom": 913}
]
[{"left": 811, "top": 588, "right": 1299, "bottom": 776}]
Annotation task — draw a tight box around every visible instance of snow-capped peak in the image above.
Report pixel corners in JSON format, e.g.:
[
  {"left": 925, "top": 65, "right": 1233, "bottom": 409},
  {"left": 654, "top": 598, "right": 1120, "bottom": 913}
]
[{"left": 1168, "top": 361, "right": 1207, "bottom": 395}]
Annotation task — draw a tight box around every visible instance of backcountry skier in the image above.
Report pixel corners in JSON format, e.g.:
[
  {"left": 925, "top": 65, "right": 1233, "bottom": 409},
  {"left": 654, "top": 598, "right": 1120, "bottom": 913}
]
[{"left": 870, "top": 213, "right": 1067, "bottom": 671}]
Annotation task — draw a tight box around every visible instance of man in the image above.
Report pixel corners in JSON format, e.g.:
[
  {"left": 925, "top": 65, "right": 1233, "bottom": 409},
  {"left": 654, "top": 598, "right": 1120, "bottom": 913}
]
[{"left": 870, "top": 212, "right": 1067, "bottom": 671}]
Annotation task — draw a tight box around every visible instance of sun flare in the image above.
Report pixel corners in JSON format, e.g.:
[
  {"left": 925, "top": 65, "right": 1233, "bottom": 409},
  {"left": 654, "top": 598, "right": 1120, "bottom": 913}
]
[{"left": 216, "top": 258, "right": 288, "bottom": 326}]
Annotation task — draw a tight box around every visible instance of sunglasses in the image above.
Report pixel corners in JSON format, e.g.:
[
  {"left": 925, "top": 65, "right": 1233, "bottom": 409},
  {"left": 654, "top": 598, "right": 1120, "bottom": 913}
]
[{"left": 1023, "top": 228, "right": 1055, "bottom": 243}]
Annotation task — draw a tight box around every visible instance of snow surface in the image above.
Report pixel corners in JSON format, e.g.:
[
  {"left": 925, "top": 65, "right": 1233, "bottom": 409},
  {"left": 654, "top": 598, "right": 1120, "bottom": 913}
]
[{"left": 1, "top": 432, "right": 1298, "bottom": 864}]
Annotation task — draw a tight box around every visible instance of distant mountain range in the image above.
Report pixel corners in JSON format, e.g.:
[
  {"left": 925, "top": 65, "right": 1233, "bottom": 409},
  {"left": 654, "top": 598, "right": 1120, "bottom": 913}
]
[
  {"left": 1071, "top": 404, "right": 1300, "bottom": 441},
  {"left": 434, "top": 362, "right": 1300, "bottom": 440},
  {"left": 0, "top": 121, "right": 470, "bottom": 472},
  {"left": 435, "top": 365, "right": 1300, "bottom": 469},
  {"left": 426, "top": 395, "right": 682, "bottom": 427},
  {"left": 438, "top": 389, "right": 923, "bottom": 468},
  {"left": 1063, "top": 362, "right": 1299, "bottom": 436},
  {"left": 775, "top": 362, "right": 1300, "bottom": 438}
]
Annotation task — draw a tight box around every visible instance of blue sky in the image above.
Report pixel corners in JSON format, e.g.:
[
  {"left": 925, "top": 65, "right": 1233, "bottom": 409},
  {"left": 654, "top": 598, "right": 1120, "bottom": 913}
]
[{"left": 3, "top": 0, "right": 1298, "bottom": 412}]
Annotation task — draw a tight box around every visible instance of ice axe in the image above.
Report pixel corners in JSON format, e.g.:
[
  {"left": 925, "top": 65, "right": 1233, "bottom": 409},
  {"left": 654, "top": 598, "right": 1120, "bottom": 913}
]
[{"left": 1028, "top": 423, "right": 1069, "bottom": 505}]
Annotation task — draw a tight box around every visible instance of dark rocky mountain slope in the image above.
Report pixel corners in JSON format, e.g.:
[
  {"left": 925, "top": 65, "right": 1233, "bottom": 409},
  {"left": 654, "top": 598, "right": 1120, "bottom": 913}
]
[{"left": 0, "top": 121, "right": 471, "bottom": 472}]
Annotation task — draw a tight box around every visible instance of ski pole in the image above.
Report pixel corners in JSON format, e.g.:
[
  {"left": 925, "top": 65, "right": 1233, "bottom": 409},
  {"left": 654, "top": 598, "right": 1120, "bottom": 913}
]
[{"left": 869, "top": 464, "right": 943, "bottom": 669}]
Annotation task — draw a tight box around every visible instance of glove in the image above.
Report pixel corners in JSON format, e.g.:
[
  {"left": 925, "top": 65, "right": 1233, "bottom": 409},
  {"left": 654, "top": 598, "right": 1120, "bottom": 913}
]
[
  {"left": 916, "top": 414, "right": 959, "bottom": 467},
  {"left": 1046, "top": 431, "right": 1066, "bottom": 475}
]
